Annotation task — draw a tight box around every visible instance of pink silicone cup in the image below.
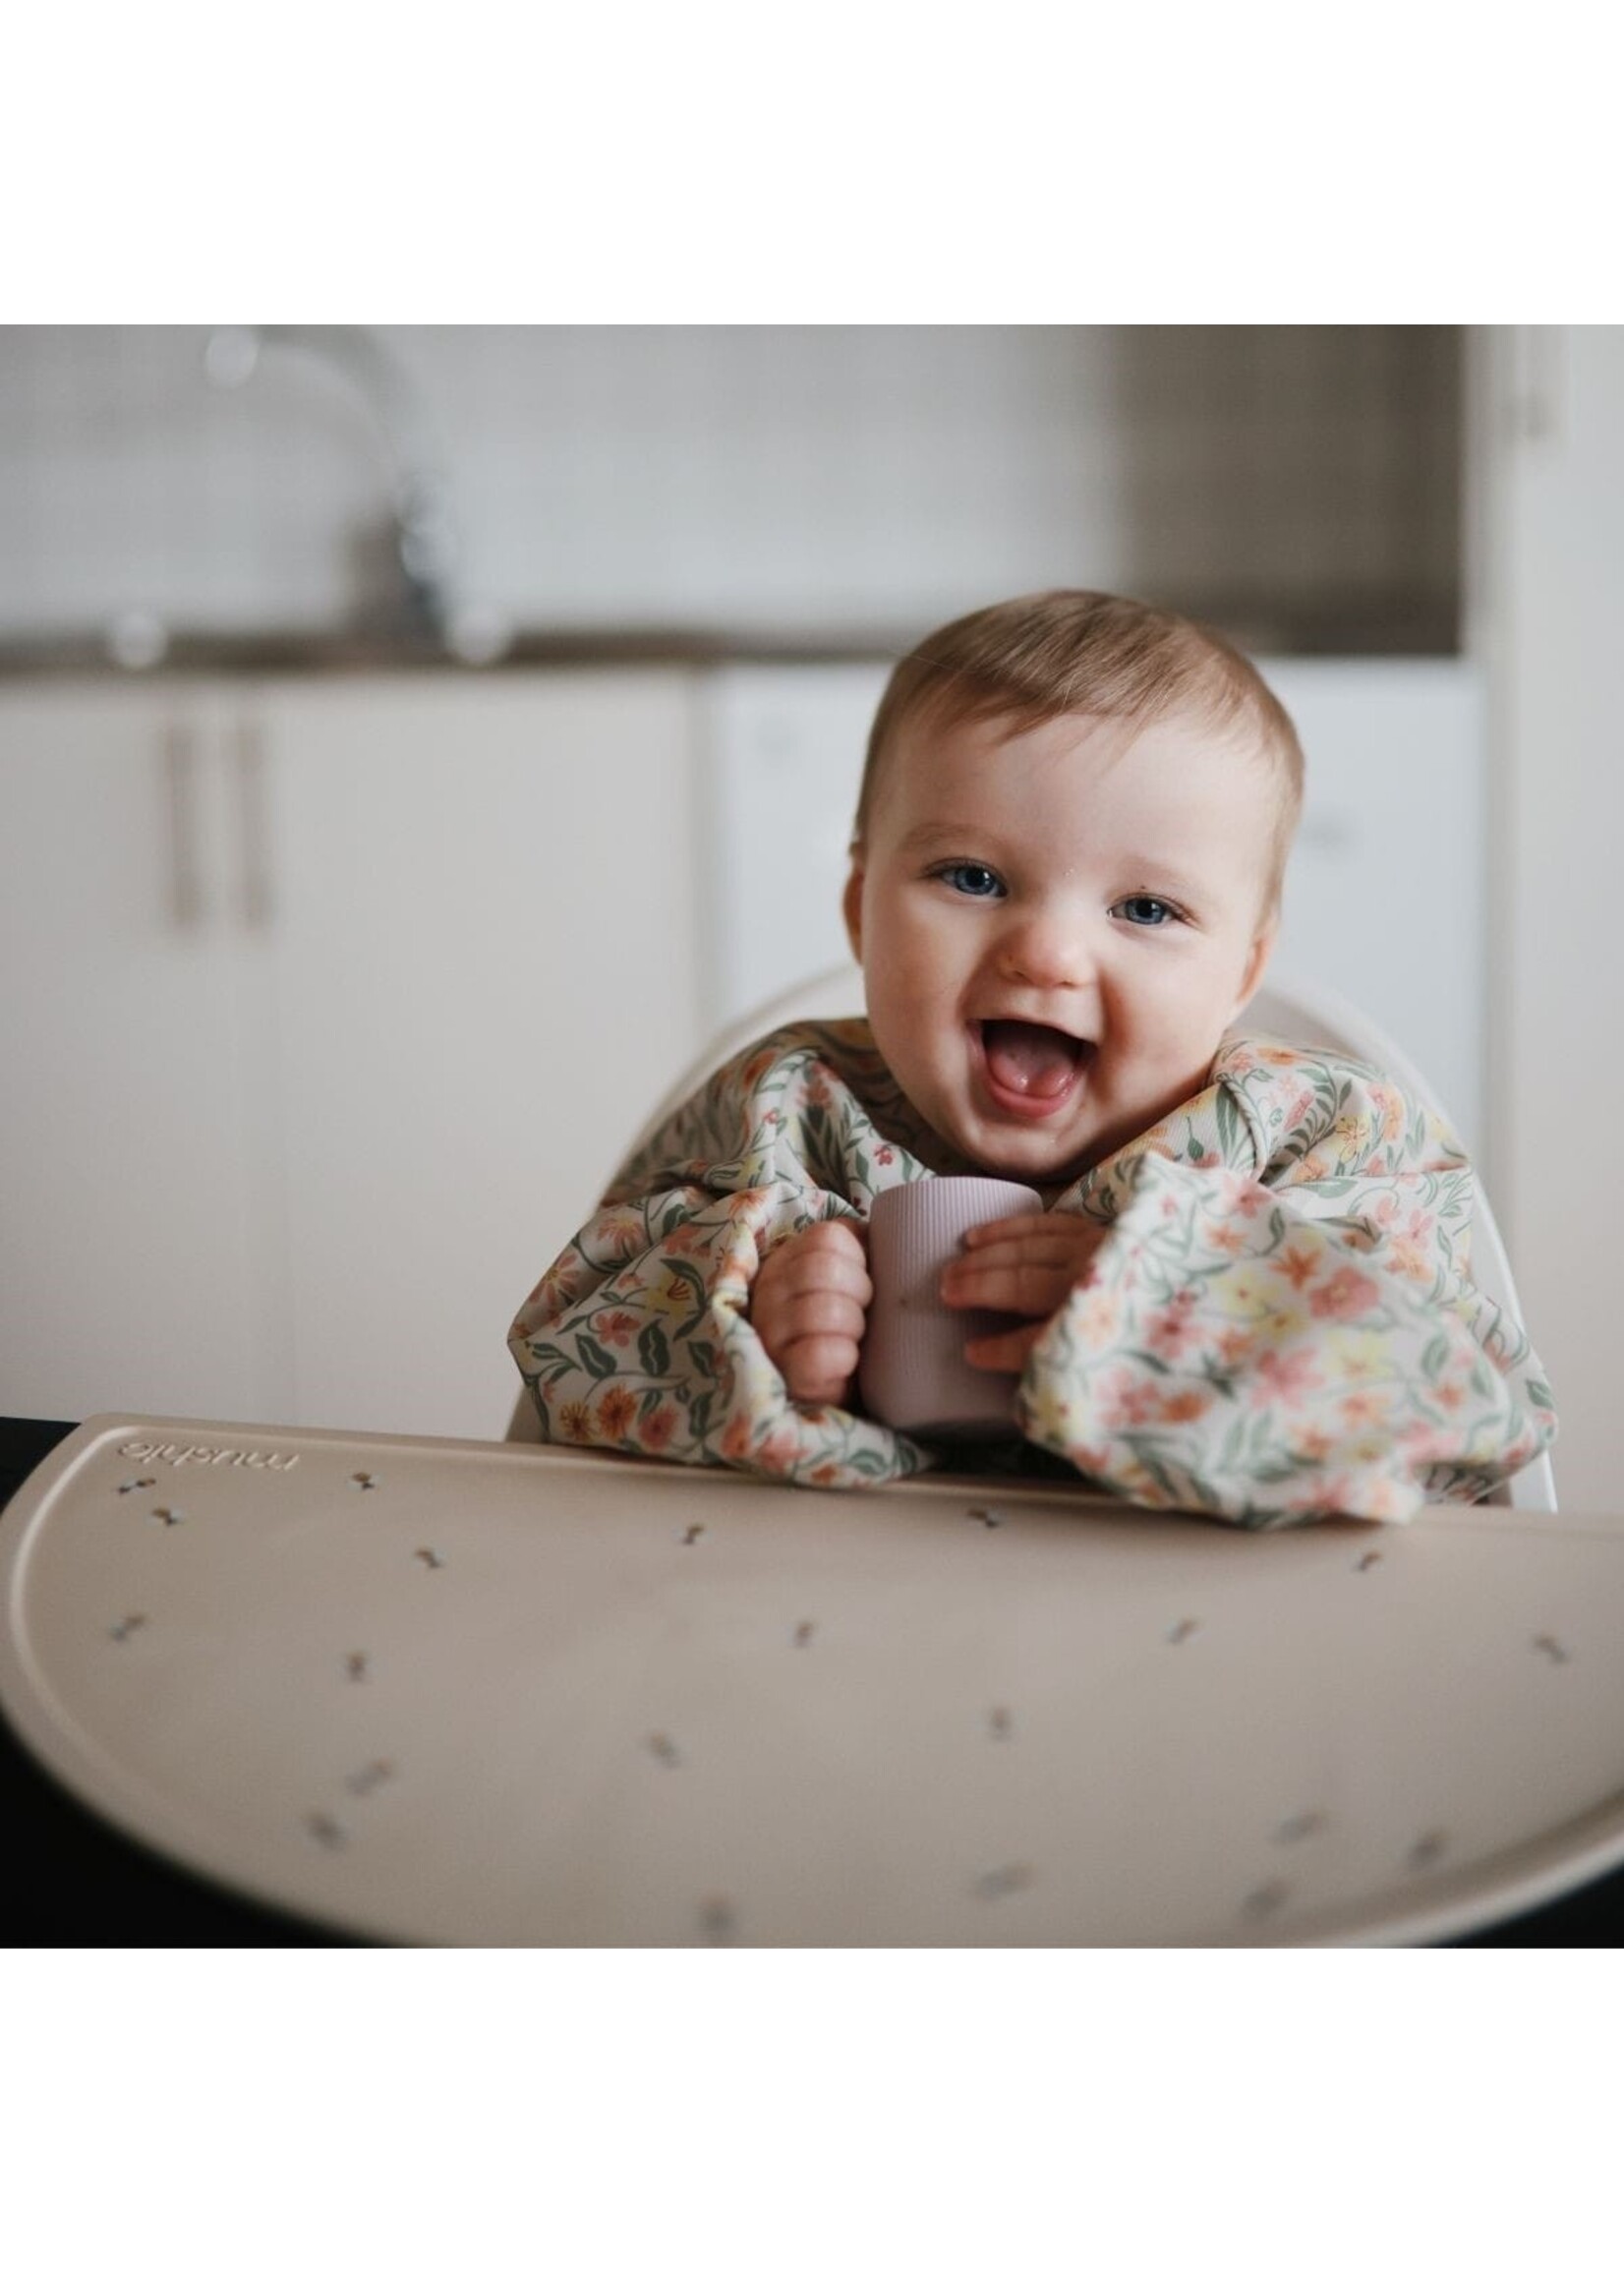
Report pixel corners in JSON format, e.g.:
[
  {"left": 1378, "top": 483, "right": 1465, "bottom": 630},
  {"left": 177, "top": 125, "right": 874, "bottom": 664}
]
[{"left": 858, "top": 1177, "right": 1043, "bottom": 1437}]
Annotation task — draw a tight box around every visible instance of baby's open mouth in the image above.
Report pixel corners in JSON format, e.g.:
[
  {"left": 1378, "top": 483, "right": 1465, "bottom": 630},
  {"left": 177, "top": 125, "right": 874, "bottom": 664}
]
[{"left": 977, "top": 1019, "right": 1090, "bottom": 1101}]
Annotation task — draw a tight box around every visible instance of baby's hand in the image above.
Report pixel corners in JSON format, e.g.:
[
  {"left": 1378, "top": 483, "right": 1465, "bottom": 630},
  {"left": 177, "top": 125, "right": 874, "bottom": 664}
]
[
  {"left": 939, "top": 1209, "right": 1107, "bottom": 1373},
  {"left": 752, "top": 1219, "right": 874, "bottom": 1407}
]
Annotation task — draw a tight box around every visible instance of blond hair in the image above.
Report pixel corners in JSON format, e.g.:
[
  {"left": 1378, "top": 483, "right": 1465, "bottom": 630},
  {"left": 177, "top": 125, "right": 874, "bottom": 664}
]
[{"left": 853, "top": 590, "right": 1305, "bottom": 913}]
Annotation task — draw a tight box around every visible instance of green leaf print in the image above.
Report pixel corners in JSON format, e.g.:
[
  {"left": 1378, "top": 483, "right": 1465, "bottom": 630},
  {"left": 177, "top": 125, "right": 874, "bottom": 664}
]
[
  {"left": 577, "top": 1335, "right": 618, "bottom": 1380},
  {"left": 1214, "top": 1084, "right": 1246, "bottom": 1165},
  {"left": 639, "top": 1321, "right": 670, "bottom": 1375}
]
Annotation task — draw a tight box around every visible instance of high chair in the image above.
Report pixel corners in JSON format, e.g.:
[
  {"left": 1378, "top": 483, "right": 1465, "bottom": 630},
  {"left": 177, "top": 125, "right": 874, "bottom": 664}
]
[
  {"left": 507, "top": 962, "right": 1558, "bottom": 1516},
  {"left": 0, "top": 968, "right": 1584, "bottom": 1948}
]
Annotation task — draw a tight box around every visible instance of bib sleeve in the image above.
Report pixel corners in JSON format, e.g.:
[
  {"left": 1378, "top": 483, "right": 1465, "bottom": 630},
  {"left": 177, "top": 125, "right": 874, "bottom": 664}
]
[
  {"left": 1015, "top": 1050, "right": 1558, "bottom": 1526},
  {"left": 508, "top": 1030, "right": 934, "bottom": 1488}
]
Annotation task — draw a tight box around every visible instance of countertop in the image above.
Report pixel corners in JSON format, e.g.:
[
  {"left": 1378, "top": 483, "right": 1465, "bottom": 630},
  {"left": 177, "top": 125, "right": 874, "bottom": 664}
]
[
  {"left": 0, "top": 626, "right": 913, "bottom": 682},
  {"left": 0, "top": 597, "right": 1461, "bottom": 682}
]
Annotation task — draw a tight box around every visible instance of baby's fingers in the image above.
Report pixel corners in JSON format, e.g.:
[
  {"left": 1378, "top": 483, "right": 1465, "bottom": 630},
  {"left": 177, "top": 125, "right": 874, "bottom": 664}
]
[
  {"left": 961, "top": 1321, "right": 1046, "bottom": 1373},
  {"left": 942, "top": 1217, "right": 1103, "bottom": 1314},
  {"left": 781, "top": 1333, "right": 863, "bottom": 1405},
  {"left": 939, "top": 1254, "right": 1075, "bottom": 1317},
  {"left": 959, "top": 1214, "right": 1105, "bottom": 1263}
]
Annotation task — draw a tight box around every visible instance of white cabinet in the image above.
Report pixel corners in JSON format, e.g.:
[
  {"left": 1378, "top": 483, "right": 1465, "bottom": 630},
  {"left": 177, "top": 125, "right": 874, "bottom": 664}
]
[
  {"left": 1, "top": 674, "right": 706, "bottom": 1437},
  {"left": 1, "top": 683, "right": 274, "bottom": 1421}
]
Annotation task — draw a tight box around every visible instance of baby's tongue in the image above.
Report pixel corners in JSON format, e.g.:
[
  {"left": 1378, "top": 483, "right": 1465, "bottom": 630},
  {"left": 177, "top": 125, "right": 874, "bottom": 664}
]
[{"left": 982, "top": 1019, "right": 1080, "bottom": 1098}]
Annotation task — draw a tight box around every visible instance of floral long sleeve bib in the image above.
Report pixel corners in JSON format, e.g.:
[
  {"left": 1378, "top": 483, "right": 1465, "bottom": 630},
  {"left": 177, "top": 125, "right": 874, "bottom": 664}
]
[{"left": 508, "top": 1020, "right": 1556, "bottom": 1526}]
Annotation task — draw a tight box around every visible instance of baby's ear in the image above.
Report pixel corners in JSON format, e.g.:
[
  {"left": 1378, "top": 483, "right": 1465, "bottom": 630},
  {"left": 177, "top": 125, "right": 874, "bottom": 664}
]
[
  {"left": 841, "top": 858, "right": 865, "bottom": 962},
  {"left": 1232, "top": 919, "right": 1277, "bottom": 1020}
]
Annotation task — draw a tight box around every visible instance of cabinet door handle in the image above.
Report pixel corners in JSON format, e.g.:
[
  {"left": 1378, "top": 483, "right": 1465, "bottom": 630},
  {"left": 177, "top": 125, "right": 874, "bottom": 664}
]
[
  {"left": 235, "top": 716, "right": 274, "bottom": 931},
  {"left": 163, "top": 720, "right": 203, "bottom": 930}
]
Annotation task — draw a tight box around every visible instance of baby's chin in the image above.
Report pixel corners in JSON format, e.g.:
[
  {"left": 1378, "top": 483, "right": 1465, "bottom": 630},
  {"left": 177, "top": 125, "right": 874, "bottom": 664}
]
[{"left": 931, "top": 1112, "right": 1097, "bottom": 1190}]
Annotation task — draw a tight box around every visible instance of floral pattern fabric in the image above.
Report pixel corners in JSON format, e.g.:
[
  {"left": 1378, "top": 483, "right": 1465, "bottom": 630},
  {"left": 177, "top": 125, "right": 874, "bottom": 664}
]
[{"left": 508, "top": 1020, "right": 1556, "bottom": 1526}]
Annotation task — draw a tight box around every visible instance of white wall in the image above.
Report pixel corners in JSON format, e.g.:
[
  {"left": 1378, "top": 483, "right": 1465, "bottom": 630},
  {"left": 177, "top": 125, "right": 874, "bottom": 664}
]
[
  {"left": 0, "top": 326, "right": 1458, "bottom": 646},
  {"left": 1473, "top": 326, "right": 1624, "bottom": 1512}
]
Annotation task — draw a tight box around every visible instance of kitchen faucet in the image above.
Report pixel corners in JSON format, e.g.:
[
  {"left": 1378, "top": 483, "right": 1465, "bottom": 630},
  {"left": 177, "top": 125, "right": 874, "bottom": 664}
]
[{"left": 203, "top": 325, "right": 508, "bottom": 662}]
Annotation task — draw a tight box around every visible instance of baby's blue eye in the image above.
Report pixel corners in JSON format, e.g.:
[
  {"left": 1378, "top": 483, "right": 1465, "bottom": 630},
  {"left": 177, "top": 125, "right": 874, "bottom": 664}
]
[
  {"left": 1114, "top": 895, "right": 1180, "bottom": 927},
  {"left": 937, "top": 861, "right": 1004, "bottom": 899}
]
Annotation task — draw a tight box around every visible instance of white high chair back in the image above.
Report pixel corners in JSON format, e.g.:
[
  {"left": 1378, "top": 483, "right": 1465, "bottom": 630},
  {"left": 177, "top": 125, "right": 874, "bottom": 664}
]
[{"left": 508, "top": 962, "right": 1558, "bottom": 1515}]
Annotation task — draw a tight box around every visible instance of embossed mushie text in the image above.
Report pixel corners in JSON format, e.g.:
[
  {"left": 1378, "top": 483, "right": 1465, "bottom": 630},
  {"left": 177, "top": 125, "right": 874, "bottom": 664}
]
[{"left": 119, "top": 1439, "right": 300, "bottom": 1472}]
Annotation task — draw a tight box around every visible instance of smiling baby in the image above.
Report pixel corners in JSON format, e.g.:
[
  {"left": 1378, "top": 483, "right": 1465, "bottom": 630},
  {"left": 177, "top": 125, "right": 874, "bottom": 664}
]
[{"left": 509, "top": 591, "right": 1555, "bottom": 1524}]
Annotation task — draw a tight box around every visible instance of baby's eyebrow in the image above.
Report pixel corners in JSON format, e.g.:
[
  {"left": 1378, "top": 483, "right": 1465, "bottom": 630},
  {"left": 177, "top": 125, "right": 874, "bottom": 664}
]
[
  {"left": 897, "top": 821, "right": 990, "bottom": 855},
  {"left": 1116, "top": 861, "right": 1207, "bottom": 903}
]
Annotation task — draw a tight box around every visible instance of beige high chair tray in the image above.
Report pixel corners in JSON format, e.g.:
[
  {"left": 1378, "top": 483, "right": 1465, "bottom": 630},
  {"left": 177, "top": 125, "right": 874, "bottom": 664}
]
[{"left": 1, "top": 1415, "right": 1615, "bottom": 1947}]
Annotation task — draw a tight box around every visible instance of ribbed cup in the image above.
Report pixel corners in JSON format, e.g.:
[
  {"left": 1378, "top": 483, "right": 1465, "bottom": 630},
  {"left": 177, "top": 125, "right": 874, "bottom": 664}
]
[{"left": 858, "top": 1178, "right": 1043, "bottom": 1437}]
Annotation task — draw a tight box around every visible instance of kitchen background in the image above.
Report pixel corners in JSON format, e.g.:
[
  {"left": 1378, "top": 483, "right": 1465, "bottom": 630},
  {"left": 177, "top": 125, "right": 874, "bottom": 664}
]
[{"left": 1, "top": 326, "right": 1616, "bottom": 1504}]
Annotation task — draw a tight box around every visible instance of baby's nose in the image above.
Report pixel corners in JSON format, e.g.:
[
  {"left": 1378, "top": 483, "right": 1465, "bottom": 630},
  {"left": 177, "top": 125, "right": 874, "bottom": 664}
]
[{"left": 996, "top": 910, "right": 1093, "bottom": 989}]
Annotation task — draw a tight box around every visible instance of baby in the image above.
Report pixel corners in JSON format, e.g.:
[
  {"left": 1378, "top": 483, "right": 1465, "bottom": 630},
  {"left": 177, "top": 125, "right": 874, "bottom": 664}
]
[{"left": 511, "top": 591, "right": 1556, "bottom": 1524}]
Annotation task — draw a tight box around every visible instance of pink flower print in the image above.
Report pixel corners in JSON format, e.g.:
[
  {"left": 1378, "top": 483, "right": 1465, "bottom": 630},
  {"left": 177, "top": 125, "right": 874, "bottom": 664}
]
[
  {"left": 639, "top": 1406, "right": 677, "bottom": 1452},
  {"left": 1155, "top": 1386, "right": 1212, "bottom": 1425},
  {"left": 1374, "top": 1087, "right": 1408, "bottom": 1146},
  {"left": 1271, "top": 1243, "right": 1320, "bottom": 1293},
  {"left": 1217, "top": 1326, "right": 1255, "bottom": 1370},
  {"left": 1387, "top": 1219, "right": 1437, "bottom": 1284},
  {"left": 528, "top": 1254, "right": 589, "bottom": 1317},
  {"left": 1147, "top": 1289, "right": 1202, "bottom": 1361},
  {"left": 1250, "top": 1347, "right": 1321, "bottom": 1409},
  {"left": 1285, "top": 1086, "right": 1316, "bottom": 1131},
  {"left": 721, "top": 1413, "right": 756, "bottom": 1462},
  {"left": 1340, "top": 1390, "right": 1386, "bottom": 1427},
  {"left": 594, "top": 1210, "right": 648, "bottom": 1261},
  {"left": 1223, "top": 1176, "right": 1270, "bottom": 1219},
  {"left": 1399, "top": 1419, "right": 1454, "bottom": 1462},
  {"left": 1308, "top": 1267, "right": 1381, "bottom": 1321},
  {"left": 876, "top": 1145, "right": 895, "bottom": 1166},
  {"left": 1103, "top": 1370, "right": 1163, "bottom": 1427},
  {"left": 755, "top": 1429, "right": 799, "bottom": 1476},
  {"left": 595, "top": 1310, "right": 639, "bottom": 1348},
  {"left": 597, "top": 1386, "right": 637, "bottom": 1441}
]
